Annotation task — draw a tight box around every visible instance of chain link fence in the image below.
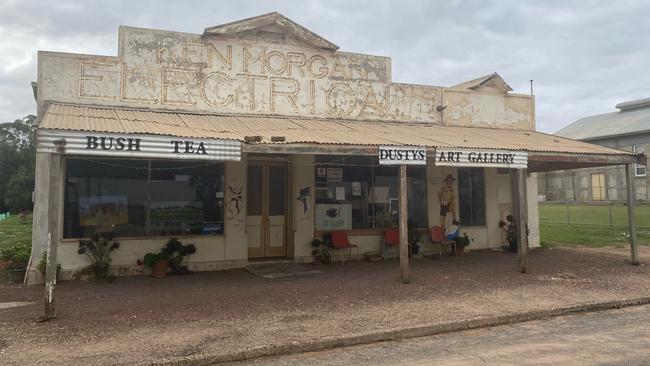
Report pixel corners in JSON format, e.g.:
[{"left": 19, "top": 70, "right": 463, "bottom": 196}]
[{"left": 539, "top": 201, "right": 650, "bottom": 229}]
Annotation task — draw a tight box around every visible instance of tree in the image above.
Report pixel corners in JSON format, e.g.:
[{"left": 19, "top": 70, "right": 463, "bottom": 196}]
[{"left": 0, "top": 115, "right": 36, "bottom": 213}]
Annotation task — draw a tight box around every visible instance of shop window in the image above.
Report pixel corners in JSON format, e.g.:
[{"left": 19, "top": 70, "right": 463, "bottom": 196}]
[
  {"left": 633, "top": 144, "right": 646, "bottom": 176},
  {"left": 458, "top": 168, "right": 486, "bottom": 226},
  {"left": 314, "top": 156, "right": 427, "bottom": 231},
  {"left": 591, "top": 173, "right": 606, "bottom": 201},
  {"left": 63, "top": 158, "right": 225, "bottom": 238}
]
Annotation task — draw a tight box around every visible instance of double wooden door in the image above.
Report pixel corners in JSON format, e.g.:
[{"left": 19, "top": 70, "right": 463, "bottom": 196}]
[{"left": 247, "top": 161, "right": 287, "bottom": 258}]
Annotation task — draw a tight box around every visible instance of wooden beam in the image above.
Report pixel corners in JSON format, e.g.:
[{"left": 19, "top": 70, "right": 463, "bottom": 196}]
[
  {"left": 528, "top": 152, "right": 639, "bottom": 165},
  {"left": 399, "top": 164, "right": 409, "bottom": 284},
  {"left": 42, "top": 152, "right": 63, "bottom": 321},
  {"left": 243, "top": 143, "right": 378, "bottom": 156},
  {"left": 516, "top": 169, "right": 528, "bottom": 273},
  {"left": 626, "top": 163, "right": 640, "bottom": 265}
]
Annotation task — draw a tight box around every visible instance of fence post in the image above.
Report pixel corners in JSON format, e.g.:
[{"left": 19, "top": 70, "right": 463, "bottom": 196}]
[
  {"left": 566, "top": 201, "right": 570, "bottom": 225},
  {"left": 608, "top": 203, "right": 613, "bottom": 226}
]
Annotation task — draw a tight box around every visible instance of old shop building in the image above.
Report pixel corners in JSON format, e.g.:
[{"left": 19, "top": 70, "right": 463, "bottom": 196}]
[{"left": 27, "top": 13, "right": 644, "bottom": 283}]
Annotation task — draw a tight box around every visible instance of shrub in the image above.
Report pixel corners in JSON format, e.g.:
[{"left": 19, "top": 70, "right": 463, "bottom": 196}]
[
  {"left": 1, "top": 242, "right": 30, "bottom": 270},
  {"left": 78, "top": 233, "right": 120, "bottom": 281}
]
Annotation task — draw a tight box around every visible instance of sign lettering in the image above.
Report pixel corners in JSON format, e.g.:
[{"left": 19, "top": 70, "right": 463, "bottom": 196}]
[
  {"left": 433, "top": 149, "right": 527, "bottom": 169},
  {"left": 378, "top": 146, "right": 427, "bottom": 165}
]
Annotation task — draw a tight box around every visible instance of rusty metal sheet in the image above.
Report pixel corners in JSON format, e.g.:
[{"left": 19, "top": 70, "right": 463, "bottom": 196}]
[{"left": 38, "top": 103, "right": 634, "bottom": 156}]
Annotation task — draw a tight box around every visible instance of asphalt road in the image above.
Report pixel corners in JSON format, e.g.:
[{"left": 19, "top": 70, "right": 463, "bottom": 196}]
[{"left": 225, "top": 304, "right": 650, "bottom": 366}]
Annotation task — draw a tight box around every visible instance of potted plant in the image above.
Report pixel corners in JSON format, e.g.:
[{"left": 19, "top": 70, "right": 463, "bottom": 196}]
[
  {"left": 78, "top": 233, "right": 120, "bottom": 281},
  {"left": 143, "top": 251, "right": 170, "bottom": 278},
  {"left": 143, "top": 238, "right": 197, "bottom": 278},
  {"left": 311, "top": 236, "right": 332, "bottom": 264},
  {"left": 2, "top": 242, "right": 30, "bottom": 283},
  {"left": 161, "top": 238, "right": 196, "bottom": 275},
  {"left": 453, "top": 232, "right": 473, "bottom": 256},
  {"left": 499, "top": 215, "right": 518, "bottom": 253}
]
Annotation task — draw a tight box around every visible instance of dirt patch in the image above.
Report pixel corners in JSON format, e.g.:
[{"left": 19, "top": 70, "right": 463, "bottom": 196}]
[{"left": 0, "top": 246, "right": 649, "bottom": 365}]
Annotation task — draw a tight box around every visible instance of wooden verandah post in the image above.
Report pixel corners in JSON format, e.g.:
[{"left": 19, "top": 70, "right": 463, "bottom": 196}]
[
  {"left": 399, "top": 164, "right": 409, "bottom": 284},
  {"left": 514, "top": 168, "right": 528, "bottom": 273},
  {"left": 626, "top": 163, "right": 640, "bottom": 265}
]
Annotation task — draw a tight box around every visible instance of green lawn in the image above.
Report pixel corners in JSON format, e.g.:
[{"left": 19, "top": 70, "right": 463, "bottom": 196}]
[
  {"left": 539, "top": 203, "right": 650, "bottom": 248},
  {"left": 0, "top": 214, "right": 32, "bottom": 251}
]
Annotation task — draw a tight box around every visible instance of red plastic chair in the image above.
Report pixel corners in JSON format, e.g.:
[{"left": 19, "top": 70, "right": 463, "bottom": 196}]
[
  {"left": 330, "top": 231, "right": 360, "bottom": 265},
  {"left": 429, "top": 226, "right": 456, "bottom": 257},
  {"left": 382, "top": 228, "right": 400, "bottom": 258}
]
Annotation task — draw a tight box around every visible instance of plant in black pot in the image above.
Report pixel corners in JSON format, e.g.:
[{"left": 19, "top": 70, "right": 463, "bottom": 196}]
[
  {"left": 2, "top": 242, "right": 30, "bottom": 283},
  {"left": 78, "top": 232, "right": 120, "bottom": 282},
  {"left": 311, "top": 236, "right": 331, "bottom": 264},
  {"left": 499, "top": 215, "right": 518, "bottom": 253},
  {"left": 408, "top": 220, "right": 422, "bottom": 257}
]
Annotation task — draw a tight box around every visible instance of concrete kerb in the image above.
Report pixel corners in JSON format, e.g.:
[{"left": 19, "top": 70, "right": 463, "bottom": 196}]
[{"left": 149, "top": 296, "right": 650, "bottom": 366}]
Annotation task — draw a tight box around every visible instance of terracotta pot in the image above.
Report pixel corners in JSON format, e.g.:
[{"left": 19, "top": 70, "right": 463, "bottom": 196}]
[
  {"left": 151, "top": 261, "right": 168, "bottom": 278},
  {"left": 454, "top": 245, "right": 465, "bottom": 256}
]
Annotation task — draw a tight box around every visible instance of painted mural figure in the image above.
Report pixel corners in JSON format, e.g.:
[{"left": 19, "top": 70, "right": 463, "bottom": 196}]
[{"left": 438, "top": 174, "right": 457, "bottom": 230}]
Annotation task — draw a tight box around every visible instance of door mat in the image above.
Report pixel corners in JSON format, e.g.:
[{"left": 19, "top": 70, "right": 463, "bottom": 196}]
[{"left": 246, "top": 263, "right": 323, "bottom": 280}]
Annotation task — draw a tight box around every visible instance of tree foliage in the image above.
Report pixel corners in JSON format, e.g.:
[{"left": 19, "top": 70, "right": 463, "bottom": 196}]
[{"left": 0, "top": 115, "right": 36, "bottom": 213}]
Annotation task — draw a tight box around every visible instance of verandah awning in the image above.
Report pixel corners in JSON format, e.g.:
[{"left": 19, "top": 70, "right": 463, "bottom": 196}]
[{"left": 36, "top": 103, "right": 643, "bottom": 171}]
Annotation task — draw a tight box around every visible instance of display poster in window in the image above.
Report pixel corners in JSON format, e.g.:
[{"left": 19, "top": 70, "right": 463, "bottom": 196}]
[
  {"left": 317, "top": 167, "right": 327, "bottom": 177},
  {"left": 352, "top": 182, "right": 361, "bottom": 196},
  {"left": 315, "top": 204, "right": 352, "bottom": 230},
  {"left": 326, "top": 168, "right": 343, "bottom": 182},
  {"left": 79, "top": 195, "right": 129, "bottom": 226},
  {"left": 335, "top": 186, "right": 346, "bottom": 200}
]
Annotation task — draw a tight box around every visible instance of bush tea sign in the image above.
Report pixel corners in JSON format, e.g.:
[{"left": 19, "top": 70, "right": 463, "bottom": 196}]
[{"left": 378, "top": 146, "right": 427, "bottom": 165}]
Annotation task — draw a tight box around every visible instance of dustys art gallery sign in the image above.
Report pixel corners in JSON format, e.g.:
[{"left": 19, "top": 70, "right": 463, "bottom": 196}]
[
  {"left": 37, "top": 130, "right": 241, "bottom": 161},
  {"left": 433, "top": 148, "right": 527, "bottom": 169},
  {"left": 378, "top": 146, "right": 427, "bottom": 165}
]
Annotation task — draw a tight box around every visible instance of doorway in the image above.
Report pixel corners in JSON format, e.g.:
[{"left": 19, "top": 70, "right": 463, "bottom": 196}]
[{"left": 247, "top": 161, "right": 288, "bottom": 258}]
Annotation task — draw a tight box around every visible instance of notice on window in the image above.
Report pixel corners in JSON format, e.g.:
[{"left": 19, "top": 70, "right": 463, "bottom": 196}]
[
  {"left": 336, "top": 186, "right": 346, "bottom": 200},
  {"left": 327, "top": 168, "right": 343, "bottom": 182},
  {"left": 315, "top": 204, "right": 352, "bottom": 230},
  {"left": 352, "top": 182, "right": 361, "bottom": 196}
]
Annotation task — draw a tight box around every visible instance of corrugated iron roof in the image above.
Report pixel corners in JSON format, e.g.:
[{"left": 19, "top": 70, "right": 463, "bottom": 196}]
[
  {"left": 556, "top": 98, "right": 650, "bottom": 141},
  {"left": 39, "top": 103, "right": 632, "bottom": 156}
]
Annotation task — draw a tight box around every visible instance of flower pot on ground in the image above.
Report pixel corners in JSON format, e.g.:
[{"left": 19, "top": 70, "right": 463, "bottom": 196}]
[
  {"left": 143, "top": 252, "right": 170, "bottom": 278},
  {"left": 1, "top": 242, "right": 30, "bottom": 283},
  {"left": 453, "top": 233, "right": 473, "bottom": 256},
  {"left": 152, "top": 259, "right": 169, "bottom": 278}
]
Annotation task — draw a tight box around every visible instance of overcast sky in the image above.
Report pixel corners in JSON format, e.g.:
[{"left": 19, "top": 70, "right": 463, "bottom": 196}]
[{"left": 1, "top": 0, "right": 648, "bottom": 133}]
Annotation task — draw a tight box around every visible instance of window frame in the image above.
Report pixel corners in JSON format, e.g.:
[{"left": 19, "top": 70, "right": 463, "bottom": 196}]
[
  {"left": 457, "top": 167, "right": 487, "bottom": 227},
  {"left": 633, "top": 144, "right": 646, "bottom": 177},
  {"left": 61, "top": 156, "right": 227, "bottom": 240}
]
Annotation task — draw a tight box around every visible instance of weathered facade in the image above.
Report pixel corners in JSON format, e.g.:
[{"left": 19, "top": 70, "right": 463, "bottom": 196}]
[
  {"left": 538, "top": 98, "right": 650, "bottom": 202},
  {"left": 27, "top": 12, "right": 642, "bottom": 285}
]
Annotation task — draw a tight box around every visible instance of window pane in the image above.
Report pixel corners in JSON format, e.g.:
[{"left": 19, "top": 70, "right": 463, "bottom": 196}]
[
  {"left": 315, "top": 164, "right": 372, "bottom": 229},
  {"left": 407, "top": 167, "right": 428, "bottom": 228},
  {"left": 247, "top": 165, "right": 263, "bottom": 216},
  {"left": 372, "top": 166, "right": 399, "bottom": 228},
  {"left": 64, "top": 158, "right": 148, "bottom": 238},
  {"left": 149, "top": 161, "right": 225, "bottom": 236},
  {"left": 458, "top": 168, "right": 486, "bottom": 226},
  {"left": 268, "top": 165, "right": 286, "bottom": 216}
]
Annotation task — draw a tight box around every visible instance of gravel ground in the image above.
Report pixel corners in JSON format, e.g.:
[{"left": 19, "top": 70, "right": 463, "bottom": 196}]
[{"left": 0, "top": 246, "right": 649, "bottom": 365}]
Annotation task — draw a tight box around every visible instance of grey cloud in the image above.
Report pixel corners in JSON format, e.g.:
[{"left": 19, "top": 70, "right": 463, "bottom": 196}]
[{"left": 1, "top": 0, "right": 648, "bottom": 133}]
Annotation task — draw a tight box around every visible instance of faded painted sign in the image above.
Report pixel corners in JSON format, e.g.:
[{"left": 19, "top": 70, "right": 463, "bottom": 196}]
[{"left": 38, "top": 27, "right": 442, "bottom": 123}]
